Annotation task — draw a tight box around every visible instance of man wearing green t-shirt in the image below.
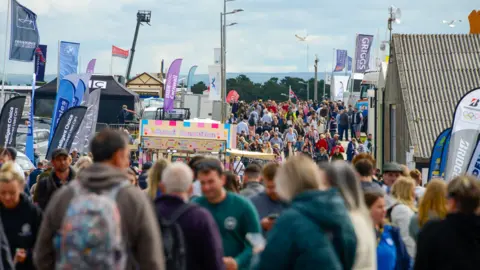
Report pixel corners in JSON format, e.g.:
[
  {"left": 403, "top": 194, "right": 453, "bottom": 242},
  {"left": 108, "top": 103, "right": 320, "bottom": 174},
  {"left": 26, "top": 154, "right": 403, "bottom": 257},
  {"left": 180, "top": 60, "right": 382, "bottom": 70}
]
[{"left": 193, "top": 158, "right": 261, "bottom": 270}]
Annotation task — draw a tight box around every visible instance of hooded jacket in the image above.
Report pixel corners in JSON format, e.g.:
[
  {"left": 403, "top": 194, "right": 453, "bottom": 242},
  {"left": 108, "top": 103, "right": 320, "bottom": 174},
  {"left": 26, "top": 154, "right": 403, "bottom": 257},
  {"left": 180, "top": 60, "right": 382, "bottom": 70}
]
[
  {"left": 254, "top": 189, "right": 357, "bottom": 270},
  {"left": 34, "top": 167, "right": 76, "bottom": 210},
  {"left": 33, "top": 163, "right": 165, "bottom": 270},
  {"left": 414, "top": 213, "right": 480, "bottom": 270}
]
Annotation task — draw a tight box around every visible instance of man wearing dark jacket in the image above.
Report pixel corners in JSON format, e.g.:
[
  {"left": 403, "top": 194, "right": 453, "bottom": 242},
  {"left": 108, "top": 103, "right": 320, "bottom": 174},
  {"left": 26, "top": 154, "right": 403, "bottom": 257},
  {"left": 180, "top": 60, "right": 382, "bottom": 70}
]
[
  {"left": 239, "top": 164, "right": 264, "bottom": 198},
  {"left": 34, "top": 129, "right": 165, "bottom": 270},
  {"left": 338, "top": 110, "right": 349, "bottom": 141},
  {"left": 156, "top": 162, "right": 225, "bottom": 270},
  {"left": 138, "top": 162, "right": 152, "bottom": 190},
  {"left": 34, "top": 149, "right": 76, "bottom": 210}
]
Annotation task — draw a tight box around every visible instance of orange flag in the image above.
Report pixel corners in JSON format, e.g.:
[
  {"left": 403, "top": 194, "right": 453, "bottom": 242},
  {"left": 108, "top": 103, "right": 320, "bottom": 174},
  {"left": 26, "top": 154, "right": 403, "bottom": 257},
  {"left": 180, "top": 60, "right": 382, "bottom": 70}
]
[{"left": 469, "top": 10, "right": 480, "bottom": 34}]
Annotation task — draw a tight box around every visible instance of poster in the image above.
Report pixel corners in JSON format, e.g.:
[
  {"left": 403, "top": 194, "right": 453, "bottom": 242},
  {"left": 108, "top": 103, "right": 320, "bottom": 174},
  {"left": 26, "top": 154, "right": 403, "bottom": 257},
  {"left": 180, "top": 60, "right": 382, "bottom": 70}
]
[{"left": 332, "top": 75, "right": 349, "bottom": 101}]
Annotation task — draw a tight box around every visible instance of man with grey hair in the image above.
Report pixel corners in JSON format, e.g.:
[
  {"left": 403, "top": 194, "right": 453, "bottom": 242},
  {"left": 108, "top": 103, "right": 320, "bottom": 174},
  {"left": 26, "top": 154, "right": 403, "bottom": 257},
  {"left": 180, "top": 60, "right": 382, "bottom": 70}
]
[{"left": 155, "top": 162, "right": 225, "bottom": 270}]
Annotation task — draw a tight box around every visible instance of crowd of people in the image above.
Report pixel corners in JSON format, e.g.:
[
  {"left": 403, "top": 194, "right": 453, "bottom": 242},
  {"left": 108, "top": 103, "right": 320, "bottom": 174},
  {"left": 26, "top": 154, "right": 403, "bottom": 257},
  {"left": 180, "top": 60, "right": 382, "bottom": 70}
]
[
  {"left": 0, "top": 127, "right": 478, "bottom": 269},
  {"left": 230, "top": 99, "right": 373, "bottom": 163}
]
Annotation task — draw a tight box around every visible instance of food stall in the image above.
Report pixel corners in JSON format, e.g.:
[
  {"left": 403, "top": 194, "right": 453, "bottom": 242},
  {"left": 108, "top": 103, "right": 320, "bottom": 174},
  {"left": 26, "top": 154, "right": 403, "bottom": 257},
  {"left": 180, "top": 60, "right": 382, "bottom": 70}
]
[
  {"left": 139, "top": 119, "right": 236, "bottom": 166},
  {"left": 226, "top": 149, "right": 276, "bottom": 171}
]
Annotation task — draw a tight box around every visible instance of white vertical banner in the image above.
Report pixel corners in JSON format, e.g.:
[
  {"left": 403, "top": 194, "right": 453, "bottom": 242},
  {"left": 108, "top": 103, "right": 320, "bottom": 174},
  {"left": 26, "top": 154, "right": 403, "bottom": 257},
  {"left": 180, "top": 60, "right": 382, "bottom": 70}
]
[
  {"left": 214, "top": 48, "right": 221, "bottom": 65},
  {"left": 208, "top": 64, "right": 222, "bottom": 101}
]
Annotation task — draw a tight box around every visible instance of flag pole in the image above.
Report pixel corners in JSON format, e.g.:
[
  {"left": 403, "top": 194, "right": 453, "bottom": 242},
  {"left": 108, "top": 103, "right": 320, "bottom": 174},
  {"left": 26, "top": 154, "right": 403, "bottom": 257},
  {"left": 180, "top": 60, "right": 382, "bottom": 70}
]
[
  {"left": 57, "top": 40, "right": 60, "bottom": 92},
  {"left": 1, "top": 0, "right": 11, "bottom": 107},
  {"left": 110, "top": 46, "right": 113, "bottom": 75}
]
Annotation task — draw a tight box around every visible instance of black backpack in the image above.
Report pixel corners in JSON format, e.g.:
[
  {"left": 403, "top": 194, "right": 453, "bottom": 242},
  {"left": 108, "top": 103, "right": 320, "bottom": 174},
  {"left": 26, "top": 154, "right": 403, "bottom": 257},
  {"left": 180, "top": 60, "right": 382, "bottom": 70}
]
[
  {"left": 248, "top": 115, "right": 256, "bottom": 126},
  {"left": 158, "top": 204, "right": 194, "bottom": 270}
]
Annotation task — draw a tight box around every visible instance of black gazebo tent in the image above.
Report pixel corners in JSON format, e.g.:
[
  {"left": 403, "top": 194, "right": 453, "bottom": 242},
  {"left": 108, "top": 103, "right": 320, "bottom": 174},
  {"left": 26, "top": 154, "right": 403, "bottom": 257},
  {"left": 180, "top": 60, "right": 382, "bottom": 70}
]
[{"left": 34, "top": 75, "right": 141, "bottom": 124}]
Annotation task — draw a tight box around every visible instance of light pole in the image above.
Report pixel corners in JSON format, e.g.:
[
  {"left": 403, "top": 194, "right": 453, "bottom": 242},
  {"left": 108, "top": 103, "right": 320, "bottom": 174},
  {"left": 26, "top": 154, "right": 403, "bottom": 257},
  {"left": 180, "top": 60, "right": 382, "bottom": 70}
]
[
  {"left": 295, "top": 33, "right": 310, "bottom": 100},
  {"left": 220, "top": 4, "right": 243, "bottom": 122}
]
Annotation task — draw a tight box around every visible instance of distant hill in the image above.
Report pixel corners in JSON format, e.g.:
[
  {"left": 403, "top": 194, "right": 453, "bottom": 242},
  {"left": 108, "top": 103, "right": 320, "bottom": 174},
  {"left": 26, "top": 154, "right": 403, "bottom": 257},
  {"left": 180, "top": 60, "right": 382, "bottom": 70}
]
[{"left": 2, "top": 72, "right": 334, "bottom": 85}]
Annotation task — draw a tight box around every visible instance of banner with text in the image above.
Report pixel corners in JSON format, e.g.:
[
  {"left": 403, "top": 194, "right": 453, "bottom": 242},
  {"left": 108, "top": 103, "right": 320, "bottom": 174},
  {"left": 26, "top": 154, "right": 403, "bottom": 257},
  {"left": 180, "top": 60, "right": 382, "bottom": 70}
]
[
  {"left": 354, "top": 34, "right": 374, "bottom": 73},
  {"left": 208, "top": 64, "right": 222, "bottom": 101},
  {"left": 467, "top": 140, "right": 480, "bottom": 179},
  {"left": 0, "top": 96, "right": 26, "bottom": 147},
  {"left": 49, "top": 79, "right": 75, "bottom": 144},
  {"left": 334, "top": 50, "right": 347, "bottom": 72},
  {"left": 428, "top": 128, "right": 451, "bottom": 181},
  {"left": 9, "top": 0, "right": 40, "bottom": 62},
  {"left": 163, "top": 58, "right": 183, "bottom": 112},
  {"left": 444, "top": 88, "right": 480, "bottom": 181},
  {"left": 71, "top": 89, "right": 101, "bottom": 154},
  {"left": 46, "top": 106, "right": 87, "bottom": 160},
  {"left": 26, "top": 73, "right": 36, "bottom": 162},
  {"left": 34, "top": 44, "right": 47, "bottom": 82}
]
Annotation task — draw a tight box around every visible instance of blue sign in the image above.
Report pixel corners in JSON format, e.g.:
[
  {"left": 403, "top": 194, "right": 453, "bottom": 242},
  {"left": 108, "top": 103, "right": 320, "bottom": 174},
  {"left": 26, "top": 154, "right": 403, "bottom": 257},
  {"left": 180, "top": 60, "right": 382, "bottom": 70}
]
[
  {"left": 59, "top": 41, "right": 80, "bottom": 80},
  {"left": 48, "top": 79, "right": 75, "bottom": 144}
]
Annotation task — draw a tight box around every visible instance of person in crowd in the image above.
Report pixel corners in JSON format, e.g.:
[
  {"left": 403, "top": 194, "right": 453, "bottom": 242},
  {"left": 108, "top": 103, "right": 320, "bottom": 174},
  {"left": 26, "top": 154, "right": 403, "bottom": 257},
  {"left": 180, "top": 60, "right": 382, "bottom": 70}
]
[
  {"left": 236, "top": 117, "right": 249, "bottom": 136},
  {"left": 354, "top": 158, "right": 383, "bottom": 193},
  {"left": 117, "top": 104, "right": 131, "bottom": 124},
  {"left": 70, "top": 148, "right": 80, "bottom": 166},
  {"left": 351, "top": 107, "right": 363, "bottom": 139},
  {"left": 414, "top": 175, "right": 480, "bottom": 270},
  {"left": 338, "top": 110, "right": 350, "bottom": 141},
  {"left": 0, "top": 148, "right": 25, "bottom": 181},
  {"left": 28, "top": 159, "right": 47, "bottom": 191},
  {"left": 301, "top": 137, "right": 314, "bottom": 158},
  {"left": 34, "top": 149, "right": 76, "bottom": 210},
  {"left": 73, "top": 156, "right": 93, "bottom": 175},
  {"left": 388, "top": 177, "right": 417, "bottom": 258},
  {"left": 269, "top": 132, "right": 283, "bottom": 150},
  {"left": 364, "top": 191, "right": 411, "bottom": 270},
  {"left": 284, "top": 127, "right": 297, "bottom": 144},
  {"left": 262, "top": 142, "right": 273, "bottom": 154},
  {"left": 331, "top": 146, "right": 345, "bottom": 161},
  {"left": 295, "top": 135, "right": 304, "bottom": 153},
  {"left": 193, "top": 158, "right": 261, "bottom": 270},
  {"left": 0, "top": 163, "right": 42, "bottom": 270},
  {"left": 126, "top": 168, "right": 138, "bottom": 187},
  {"left": 250, "top": 163, "right": 286, "bottom": 235},
  {"left": 364, "top": 133, "right": 374, "bottom": 153},
  {"left": 145, "top": 158, "right": 170, "bottom": 201},
  {"left": 189, "top": 156, "right": 206, "bottom": 198},
  {"left": 347, "top": 138, "right": 358, "bottom": 162},
  {"left": 240, "top": 164, "right": 264, "bottom": 198},
  {"left": 34, "top": 129, "right": 165, "bottom": 270},
  {"left": 315, "top": 134, "right": 328, "bottom": 152},
  {"left": 232, "top": 156, "right": 245, "bottom": 182},
  {"left": 316, "top": 147, "right": 330, "bottom": 163},
  {"left": 409, "top": 179, "right": 447, "bottom": 242},
  {"left": 137, "top": 161, "right": 152, "bottom": 190},
  {"left": 322, "top": 161, "right": 377, "bottom": 270},
  {"left": 409, "top": 169, "right": 425, "bottom": 202},
  {"left": 224, "top": 171, "right": 240, "bottom": 193},
  {"left": 253, "top": 155, "right": 357, "bottom": 270},
  {"left": 329, "top": 117, "right": 338, "bottom": 139},
  {"left": 155, "top": 162, "right": 225, "bottom": 270},
  {"left": 382, "top": 162, "right": 403, "bottom": 208}
]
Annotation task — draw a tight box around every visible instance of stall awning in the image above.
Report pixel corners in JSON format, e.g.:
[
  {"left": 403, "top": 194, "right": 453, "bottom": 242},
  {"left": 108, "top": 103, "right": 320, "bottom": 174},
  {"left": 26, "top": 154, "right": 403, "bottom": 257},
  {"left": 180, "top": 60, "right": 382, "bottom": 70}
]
[{"left": 226, "top": 149, "right": 275, "bottom": 161}]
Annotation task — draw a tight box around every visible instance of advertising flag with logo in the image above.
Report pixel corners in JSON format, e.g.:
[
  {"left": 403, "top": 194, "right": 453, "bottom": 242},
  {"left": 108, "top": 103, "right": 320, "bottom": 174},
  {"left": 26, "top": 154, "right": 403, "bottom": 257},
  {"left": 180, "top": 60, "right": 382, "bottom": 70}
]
[
  {"left": 58, "top": 41, "right": 80, "bottom": 81},
  {"left": 112, "top": 46, "right": 129, "bottom": 59},
  {"left": 34, "top": 45, "right": 47, "bottom": 82},
  {"left": 0, "top": 96, "right": 26, "bottom": 147},
  {"left": 163, "top": 59, "right": 183, "bottom": 112},
  {"left": 46, "top": 106, "right": 87, "bottom": 160},
  {"left": 86, "top": 59, "right": 96, "bottom": 74},
  {"left": 48, "top": 77, "right": 76, "bottom": 144},
  {"left": 444, "top": 88, "right": 480, "bottom": 181},
  {"left": 334, "top": 50, "right": 347, "bottom": 72},
  {"left": 354, "top": 34, "right": 374, "bottom": 73},
  {"left": 71, "top": 89, "right": 101, "bottom": 154},
  {"left": 428, "top": 128, "right": 451, "bottom": 181},
  {"left": 208, "top": 65, "right": 222, "bottom": 101},
  {"left": 9, "top": 0, "right": 40, "bottom": 62},
  {"left": 467, "top": 140, "right": 480, "bottom": 179},
  {"left": 186, "top": 65, "right": 198, "bottom": 91}
]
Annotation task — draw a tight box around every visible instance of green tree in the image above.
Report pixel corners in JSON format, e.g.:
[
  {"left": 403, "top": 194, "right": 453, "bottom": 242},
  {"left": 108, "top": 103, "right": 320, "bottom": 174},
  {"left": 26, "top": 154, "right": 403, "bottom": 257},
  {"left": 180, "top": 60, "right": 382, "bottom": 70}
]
[{"left": 191, "top": 81, "right": 207, "bottom": 94}]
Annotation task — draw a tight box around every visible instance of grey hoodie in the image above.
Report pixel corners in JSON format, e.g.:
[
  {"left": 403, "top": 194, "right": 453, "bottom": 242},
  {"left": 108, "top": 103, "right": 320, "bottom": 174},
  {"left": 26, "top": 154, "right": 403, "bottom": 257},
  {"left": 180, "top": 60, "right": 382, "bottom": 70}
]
[{"left": 33, "top": 163, "right": 165, "bottom": 270}]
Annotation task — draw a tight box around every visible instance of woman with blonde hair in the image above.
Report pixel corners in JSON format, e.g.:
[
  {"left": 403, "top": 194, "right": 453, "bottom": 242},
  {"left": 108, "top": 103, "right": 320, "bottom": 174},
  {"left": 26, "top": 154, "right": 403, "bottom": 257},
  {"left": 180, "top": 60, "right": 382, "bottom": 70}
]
[
  {"left": 409, "top": 179, "right": 447, "bottom": 242},
  {"left": 254, "top": 155, "right": 357, "bottom": 270},
  {"left": 0, "top": 162, "right": 42, "bottom": 270},
  {"left": 409, "top": 169, "right": 425, "bottom": 201},
  {"left": 322, "top": 162, "right": 377, "bottom": 270},
  {"left": 73, "top": 156, "right": 93, "bottom": 175},
  {"left": 388, "top": 176, "right": 417, "bottom": 258},
  {"left": 145, "top": 158, "right": 170, "bottom": 200}
]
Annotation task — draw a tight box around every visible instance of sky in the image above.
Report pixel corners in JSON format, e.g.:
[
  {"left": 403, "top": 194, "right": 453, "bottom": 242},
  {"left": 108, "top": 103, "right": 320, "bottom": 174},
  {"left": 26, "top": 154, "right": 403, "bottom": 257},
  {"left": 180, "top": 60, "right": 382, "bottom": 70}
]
[{"left": 0, "top": 0, "right": 475, "bottom": 77}]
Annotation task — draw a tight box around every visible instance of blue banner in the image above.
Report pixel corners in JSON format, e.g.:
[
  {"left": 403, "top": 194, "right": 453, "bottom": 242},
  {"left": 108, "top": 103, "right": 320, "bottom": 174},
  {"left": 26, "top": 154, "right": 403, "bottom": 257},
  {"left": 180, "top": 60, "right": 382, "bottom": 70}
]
[
  {"left": 347, "top": 56, "right": 352, "bottom": 71},
  {"left": 34, "top": 44, "right": 47, "bottom": 82},
  {"left": 48, "top": 79, "right": 75, "bottom": 144},
  {"left": 58, "top": 41, "right": 80, "bottom": 81},
  {"left": 9, "top": 0, "right": 40, "bottom": 62},
  {"left": 186, "top": 65, "right": 198, "bottom": 91},
  {"left": 439, "top": 132, "right": 451, "bottom": 178},
  {"left": 73, "top": 74, "right": 92, "bottom": 106},
  {"left": 26, "top": 73, "right": 35, "bottom": 163},
  {"left": 334, "top": 50, "right": 347, "bottom": 72},
  {"left": 428, "top": 128, "right": 451, "bottom": 181}
]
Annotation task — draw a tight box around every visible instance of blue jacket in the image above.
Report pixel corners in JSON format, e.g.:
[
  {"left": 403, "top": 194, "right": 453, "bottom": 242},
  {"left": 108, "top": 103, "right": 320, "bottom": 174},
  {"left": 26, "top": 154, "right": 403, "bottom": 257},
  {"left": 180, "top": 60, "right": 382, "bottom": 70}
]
[
  {"left": 254, "top": 189, "right": 357, "bottom": 270},
  {"left": 378, "top": 225, "right": 411, "bottom": 270}
]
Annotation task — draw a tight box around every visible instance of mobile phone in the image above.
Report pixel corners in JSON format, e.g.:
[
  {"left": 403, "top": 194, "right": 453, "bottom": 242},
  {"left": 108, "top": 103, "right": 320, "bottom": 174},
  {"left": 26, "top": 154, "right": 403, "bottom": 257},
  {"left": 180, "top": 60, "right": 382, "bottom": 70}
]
[{"left": 246, "top": 233, "right": 266, "bottom": 249}]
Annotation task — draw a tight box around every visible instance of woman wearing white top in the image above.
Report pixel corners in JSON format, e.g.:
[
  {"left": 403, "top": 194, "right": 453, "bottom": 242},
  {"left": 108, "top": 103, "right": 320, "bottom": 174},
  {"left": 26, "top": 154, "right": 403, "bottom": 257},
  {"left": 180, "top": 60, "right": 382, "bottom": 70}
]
[{"left": 321, "top": 162, "right": 377, "bottom": 270}]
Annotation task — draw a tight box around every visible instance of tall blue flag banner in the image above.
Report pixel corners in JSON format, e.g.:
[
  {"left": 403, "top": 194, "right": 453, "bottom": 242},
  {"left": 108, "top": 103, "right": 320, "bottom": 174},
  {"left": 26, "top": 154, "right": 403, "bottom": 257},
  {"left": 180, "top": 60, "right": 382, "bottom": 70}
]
[
  {"left": 354, "top": 34, "right": 374, "bottom": 73},
  {"left": 46, "top": 106, "right": 87, "bottom": 160},
  {"left": 428, "top": 128, "right": 451, "bottom": 181},
  {"left": 347, "top": 56, "right": 352, "bottom": 71},
  {"left": 444, "top": 87, "right": 480, "bottom": 181},
  {"left": 58, "top": 41, "right": 80, "bottom": 81},
  {"left": 73, "top": 74, "right": 92, "bottom": 106},
  {"left": 467, "top": 140, "right": 480, "bottom": 179},
  {"left": 0, "top": 96, "right": 26, "bottom": 147},
  {"left": 334, "top": 50, "right": 347, "bottom": 72},
  {"left": 186, "top": 65, "right": 198, "bottom": 91},
  {"left": 9, "top": 0, "right": 40, "bottom": 62},
  {"left": 48, "top": 79, "right": 75, "bottom": 144},
  {"left": 34, "top": 44, "right": 47, "bottom": 82},
  {"left": 25, "top": 73, "right": 36, "bottom": 163},
  {"left": 439, "top": 132, "right": 451, "bottom": 178}
]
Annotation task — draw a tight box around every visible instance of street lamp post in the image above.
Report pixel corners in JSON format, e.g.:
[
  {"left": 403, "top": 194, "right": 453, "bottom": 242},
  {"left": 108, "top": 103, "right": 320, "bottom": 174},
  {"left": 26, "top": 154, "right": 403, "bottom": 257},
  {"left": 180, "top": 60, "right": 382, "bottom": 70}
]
[{"left": 295, "top": 33, "right": 310, "bottom": 101}]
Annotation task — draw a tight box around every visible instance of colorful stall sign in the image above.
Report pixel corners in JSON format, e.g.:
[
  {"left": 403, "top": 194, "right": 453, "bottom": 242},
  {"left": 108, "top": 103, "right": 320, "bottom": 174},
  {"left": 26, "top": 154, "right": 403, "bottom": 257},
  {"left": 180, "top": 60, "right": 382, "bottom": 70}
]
[{"left": 143, "top": 137, "right": 224, "bottom": 152}]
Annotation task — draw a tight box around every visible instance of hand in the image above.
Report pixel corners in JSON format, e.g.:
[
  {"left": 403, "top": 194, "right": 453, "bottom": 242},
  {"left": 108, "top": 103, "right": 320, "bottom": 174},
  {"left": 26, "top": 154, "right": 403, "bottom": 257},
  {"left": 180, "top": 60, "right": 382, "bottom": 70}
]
[
  {"left": 14, "top": 248, "right": 26, "bottom": 263},
  {"left": 469, "top": 10, "right": 480, "bottom": 34},
  {"left": 261, "top": 217, "right": 275, "bottom": 231},
  {"left": 223, "top": 257, "right": 238, "bottom": 270}
]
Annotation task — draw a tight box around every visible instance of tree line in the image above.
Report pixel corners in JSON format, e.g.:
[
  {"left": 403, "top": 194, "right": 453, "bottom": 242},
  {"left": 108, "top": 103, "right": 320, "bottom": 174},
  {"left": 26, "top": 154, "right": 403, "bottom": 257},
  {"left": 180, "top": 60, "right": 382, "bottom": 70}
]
[{"left": 189, "top": 75, "right": 331, "bottom": 102}]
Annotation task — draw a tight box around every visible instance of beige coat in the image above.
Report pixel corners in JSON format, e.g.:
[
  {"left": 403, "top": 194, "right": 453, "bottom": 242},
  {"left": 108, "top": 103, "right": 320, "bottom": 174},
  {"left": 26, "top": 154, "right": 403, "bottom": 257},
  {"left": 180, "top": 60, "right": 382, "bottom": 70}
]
[{"left": 349, "top": 211, "right": 377, "bottom": 270}]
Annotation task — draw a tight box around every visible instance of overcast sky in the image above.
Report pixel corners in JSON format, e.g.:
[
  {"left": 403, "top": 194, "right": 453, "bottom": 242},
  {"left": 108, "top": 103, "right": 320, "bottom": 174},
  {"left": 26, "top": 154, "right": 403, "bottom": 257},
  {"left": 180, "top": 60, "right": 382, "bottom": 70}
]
[{"left": 0, "top": 0, "right": 474, "bottom": 76}]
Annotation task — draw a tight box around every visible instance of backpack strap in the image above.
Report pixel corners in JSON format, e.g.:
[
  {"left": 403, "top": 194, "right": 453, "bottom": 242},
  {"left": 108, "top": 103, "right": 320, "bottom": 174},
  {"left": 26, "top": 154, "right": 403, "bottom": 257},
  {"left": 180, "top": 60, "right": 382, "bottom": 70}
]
[{"left": 163, "top": 203, "right": 195, "bottom": 226}]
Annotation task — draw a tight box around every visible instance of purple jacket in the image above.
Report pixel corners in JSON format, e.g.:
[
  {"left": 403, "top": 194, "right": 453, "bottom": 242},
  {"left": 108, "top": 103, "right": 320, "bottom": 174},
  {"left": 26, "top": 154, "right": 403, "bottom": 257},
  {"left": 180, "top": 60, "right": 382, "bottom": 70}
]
[{"left": 155, "top": 195, "right": 225, "bottom": 270}]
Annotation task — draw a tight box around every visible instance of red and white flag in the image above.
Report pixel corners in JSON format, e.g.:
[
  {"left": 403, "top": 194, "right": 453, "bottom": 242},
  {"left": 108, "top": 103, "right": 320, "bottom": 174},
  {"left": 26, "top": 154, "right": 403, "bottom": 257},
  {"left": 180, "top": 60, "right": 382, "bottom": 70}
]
[
  {"left": 289, "top": 86, "right": 297, "bottom": 99},
  {"left": 112, "top": 46, "right": 129, "bottom": 59}
]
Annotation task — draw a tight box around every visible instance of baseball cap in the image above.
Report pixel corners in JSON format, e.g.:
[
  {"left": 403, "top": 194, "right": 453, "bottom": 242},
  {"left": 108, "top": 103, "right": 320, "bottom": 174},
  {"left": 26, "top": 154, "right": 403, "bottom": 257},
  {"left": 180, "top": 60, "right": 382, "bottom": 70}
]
[
  {"left": 51, "top": 148, "right": 69, "bottom": 160},
  {"left": 383, "top": 162, "right": 403, "bottom": 173}
]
